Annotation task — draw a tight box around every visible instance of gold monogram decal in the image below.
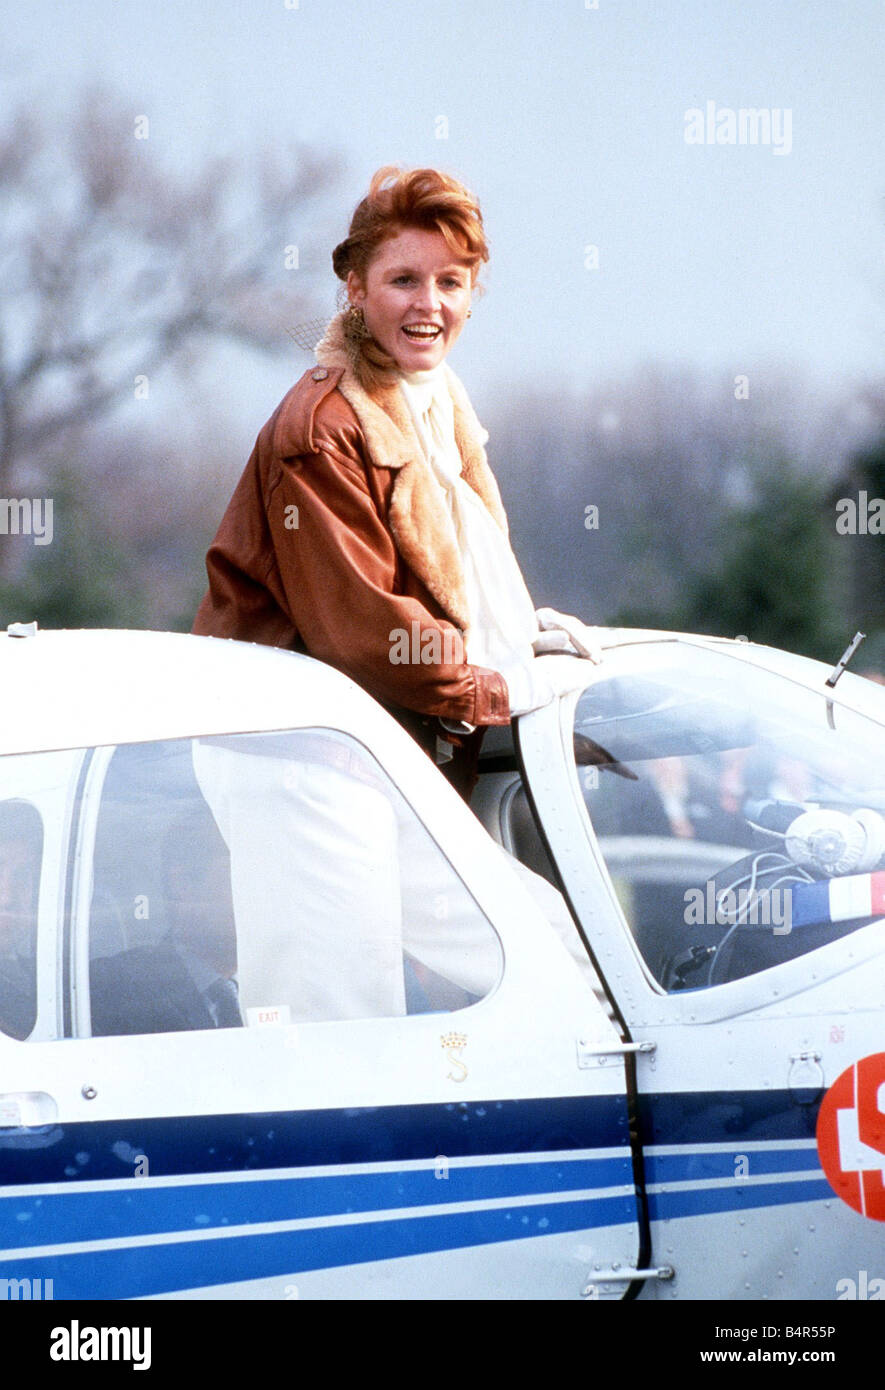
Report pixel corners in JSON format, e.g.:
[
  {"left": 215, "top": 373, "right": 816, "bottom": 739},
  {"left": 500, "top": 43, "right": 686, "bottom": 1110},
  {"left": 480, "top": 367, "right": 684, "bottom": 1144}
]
[{"left": 440, "top": 1031, "right": 468, "bottom": 1083}]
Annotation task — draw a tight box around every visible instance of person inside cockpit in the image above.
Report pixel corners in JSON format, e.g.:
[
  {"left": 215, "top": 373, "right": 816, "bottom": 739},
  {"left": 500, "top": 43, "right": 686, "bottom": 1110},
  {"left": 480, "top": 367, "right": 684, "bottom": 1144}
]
[{"left": 90, "top": 812, "right": 240, "bottom": 1036}]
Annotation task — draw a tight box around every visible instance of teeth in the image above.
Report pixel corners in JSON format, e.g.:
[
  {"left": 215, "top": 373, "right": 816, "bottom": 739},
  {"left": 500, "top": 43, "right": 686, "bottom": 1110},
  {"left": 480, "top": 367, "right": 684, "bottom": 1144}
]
[{"left": 403, "top": 325, "right": 440, "bottom": 337}]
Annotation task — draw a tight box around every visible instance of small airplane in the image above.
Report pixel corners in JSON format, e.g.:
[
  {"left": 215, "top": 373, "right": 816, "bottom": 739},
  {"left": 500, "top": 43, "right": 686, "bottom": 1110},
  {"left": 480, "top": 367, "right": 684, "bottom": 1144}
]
[{"left": 1, "top": 621, "right": 884, "bottom": 1301}]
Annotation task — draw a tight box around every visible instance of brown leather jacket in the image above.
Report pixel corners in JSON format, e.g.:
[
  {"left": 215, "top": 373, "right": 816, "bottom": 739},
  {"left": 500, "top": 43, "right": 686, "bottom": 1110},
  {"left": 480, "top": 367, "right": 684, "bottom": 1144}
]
[{"left": 193, "top": 317, "right": 513, "bottom": 792}]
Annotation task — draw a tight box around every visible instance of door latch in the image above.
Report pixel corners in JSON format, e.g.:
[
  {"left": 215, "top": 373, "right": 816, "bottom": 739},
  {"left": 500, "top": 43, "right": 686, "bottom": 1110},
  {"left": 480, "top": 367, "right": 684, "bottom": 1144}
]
[
  {"left": 788, "top": 1050, "right": 824, "bottom": 1100},
  {"left": 582, "top": 1265, "right": 674, "bottom": 1298},
  {"left": 577, "top": 1038, "right": 656, "bottom": 1068}
]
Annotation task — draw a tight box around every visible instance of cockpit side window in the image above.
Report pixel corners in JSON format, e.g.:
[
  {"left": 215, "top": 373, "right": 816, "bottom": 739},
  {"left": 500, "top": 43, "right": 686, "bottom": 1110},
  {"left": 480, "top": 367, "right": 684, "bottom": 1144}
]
[
  {"left": 0, "top": 799, "right": 43, "bottom": 1040},
  {"left": 86, "top": 729, "right": 503, "bottom": 1037}
]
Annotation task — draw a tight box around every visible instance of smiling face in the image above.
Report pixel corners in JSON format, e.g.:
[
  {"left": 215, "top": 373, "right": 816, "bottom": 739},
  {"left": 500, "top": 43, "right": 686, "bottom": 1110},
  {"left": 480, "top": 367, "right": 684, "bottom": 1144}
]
[{"left": 346, "top": 227, "right": 474, "bottom": 373}]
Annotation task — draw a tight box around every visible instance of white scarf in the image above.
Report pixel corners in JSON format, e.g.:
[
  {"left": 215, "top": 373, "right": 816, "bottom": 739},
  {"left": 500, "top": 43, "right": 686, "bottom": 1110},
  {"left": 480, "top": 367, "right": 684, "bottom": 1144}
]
[{"left": 398, "top": 366, "right": 539, "bottom": 674}]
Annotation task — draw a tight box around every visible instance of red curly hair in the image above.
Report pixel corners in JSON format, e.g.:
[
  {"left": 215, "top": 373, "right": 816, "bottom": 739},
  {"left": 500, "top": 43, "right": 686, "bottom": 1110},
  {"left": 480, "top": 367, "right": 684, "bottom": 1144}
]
[{"left": 332, "top": 165, "right": 489, "bottom": 289}]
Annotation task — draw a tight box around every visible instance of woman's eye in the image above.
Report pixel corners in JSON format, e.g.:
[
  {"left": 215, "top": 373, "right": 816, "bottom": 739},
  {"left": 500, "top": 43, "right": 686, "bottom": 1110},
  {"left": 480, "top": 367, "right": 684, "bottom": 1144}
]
[{"left": 393, "top": 275, "right": 414, "bottom": 285}]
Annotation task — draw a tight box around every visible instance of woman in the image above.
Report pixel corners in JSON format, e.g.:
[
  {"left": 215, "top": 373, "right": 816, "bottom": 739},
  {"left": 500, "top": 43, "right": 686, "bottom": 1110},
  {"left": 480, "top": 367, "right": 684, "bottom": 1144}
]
[{"left": 193, "top": 166, "right": 599, "bottom": 797}]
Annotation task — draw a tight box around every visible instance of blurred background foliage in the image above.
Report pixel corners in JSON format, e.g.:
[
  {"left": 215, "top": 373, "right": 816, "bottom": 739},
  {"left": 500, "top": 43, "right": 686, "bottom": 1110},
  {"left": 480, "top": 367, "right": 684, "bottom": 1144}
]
[{"left": 1, "top": 89, "right": 882, "bottom": 675}]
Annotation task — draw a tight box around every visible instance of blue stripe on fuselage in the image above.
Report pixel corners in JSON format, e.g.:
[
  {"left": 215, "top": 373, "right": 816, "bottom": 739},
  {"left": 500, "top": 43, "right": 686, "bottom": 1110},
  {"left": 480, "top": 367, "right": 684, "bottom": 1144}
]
[
  {"left": 648, "top": 1177, "right": 832, "bottom": 1221},
  {"left": 0, "top": 1088, "right": 822, "bottom": 1191},
  {"left": 638, "top": 1089, "right": 821, "bottom": 1146},
  {"left": 0, "top": 1095, "right": 630, "bottom": 1187},
  {"left": 3, "top": 1193, "right": 637, "bottom": 1300},
  {"left": 0, "top": 1166, "right": 832, "bottom": 1300},
  {"left": 0, "top": 1153, "right": 632, "bottom": 1250},
  {"left": 644, "top": 1146, "right": 821, "bottom": 1185}
]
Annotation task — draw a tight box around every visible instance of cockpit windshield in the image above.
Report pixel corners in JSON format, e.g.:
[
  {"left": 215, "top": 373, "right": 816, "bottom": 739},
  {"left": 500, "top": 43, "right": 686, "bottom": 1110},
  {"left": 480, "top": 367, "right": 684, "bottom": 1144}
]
[{"left": 572, "top": 645, "right": 885, "bottom": 989}]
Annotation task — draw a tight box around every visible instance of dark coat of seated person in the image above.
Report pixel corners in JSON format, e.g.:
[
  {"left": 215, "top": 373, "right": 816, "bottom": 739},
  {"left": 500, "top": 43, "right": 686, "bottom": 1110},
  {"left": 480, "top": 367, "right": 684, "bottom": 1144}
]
[{"left": 90, "top": 814, "right": 241, "bottom": 1037}]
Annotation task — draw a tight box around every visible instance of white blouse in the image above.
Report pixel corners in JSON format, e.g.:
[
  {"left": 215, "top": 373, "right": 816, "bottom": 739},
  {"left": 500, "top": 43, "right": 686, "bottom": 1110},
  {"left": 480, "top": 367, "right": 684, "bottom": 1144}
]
[{"left": 397, "top": 366, "right": 539, "bottom": 681}]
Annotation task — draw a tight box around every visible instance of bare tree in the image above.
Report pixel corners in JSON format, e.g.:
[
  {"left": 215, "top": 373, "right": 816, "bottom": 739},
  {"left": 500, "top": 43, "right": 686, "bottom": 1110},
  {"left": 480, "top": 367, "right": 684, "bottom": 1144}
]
[{"left": 0, "top": 86, "right": 342, "bottom": 494}]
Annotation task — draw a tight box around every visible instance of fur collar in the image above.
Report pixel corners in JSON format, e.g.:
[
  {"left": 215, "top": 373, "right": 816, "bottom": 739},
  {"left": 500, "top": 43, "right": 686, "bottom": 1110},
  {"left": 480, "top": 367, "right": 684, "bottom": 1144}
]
[{"left": 313, "top": 311, "right": 508, "bottom": 632}]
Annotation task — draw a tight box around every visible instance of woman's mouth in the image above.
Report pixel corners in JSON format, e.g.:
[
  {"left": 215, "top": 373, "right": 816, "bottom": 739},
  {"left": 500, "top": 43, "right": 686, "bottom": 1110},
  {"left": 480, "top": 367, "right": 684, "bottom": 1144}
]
[{"left": 401, "top": 323, "right": 442, "bottom": 343}]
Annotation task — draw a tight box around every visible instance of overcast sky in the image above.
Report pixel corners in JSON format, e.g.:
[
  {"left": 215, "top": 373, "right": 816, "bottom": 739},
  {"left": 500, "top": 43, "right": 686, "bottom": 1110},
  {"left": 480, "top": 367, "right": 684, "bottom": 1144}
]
[{"left": 4, "top": 0, "right": 883, "bottom": 426}]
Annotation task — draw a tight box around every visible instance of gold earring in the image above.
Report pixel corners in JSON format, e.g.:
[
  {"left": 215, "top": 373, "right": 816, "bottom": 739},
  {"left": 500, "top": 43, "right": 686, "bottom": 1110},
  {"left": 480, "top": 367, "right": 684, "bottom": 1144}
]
[
  {"left": 345, "top": 302, "right": 369, "bottom": 338},
  {"left": 467, "top": 310, "right": 472, "bottom": 318}
]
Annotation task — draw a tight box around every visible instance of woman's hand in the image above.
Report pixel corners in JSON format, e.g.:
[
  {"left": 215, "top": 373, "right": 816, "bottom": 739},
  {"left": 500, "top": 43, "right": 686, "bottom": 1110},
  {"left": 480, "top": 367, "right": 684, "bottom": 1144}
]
[
  {"left": 502, "top": 652, "right": 597, "bottom": 717},
  {"left": 534, "top": 607, "right": 606, "bottom": 665}
]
